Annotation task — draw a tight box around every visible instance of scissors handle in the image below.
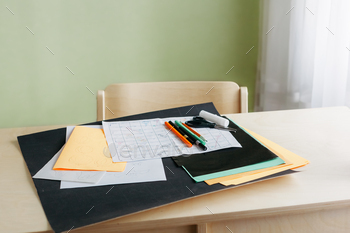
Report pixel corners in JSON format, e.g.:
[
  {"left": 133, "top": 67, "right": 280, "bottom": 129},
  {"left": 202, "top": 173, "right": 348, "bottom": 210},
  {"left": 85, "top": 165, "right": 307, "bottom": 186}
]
[
  {"left": 185, "top": 120, "right": 216, "bottom": 128},
  {"left": 185, "top": 119, "right": 237, "bottom": 133}
]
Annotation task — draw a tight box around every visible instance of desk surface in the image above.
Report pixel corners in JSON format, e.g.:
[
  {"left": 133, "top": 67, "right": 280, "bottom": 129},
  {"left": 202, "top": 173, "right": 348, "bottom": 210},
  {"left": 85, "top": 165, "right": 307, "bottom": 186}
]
[{"left": 1, "top": 106, "right": 350, "bottom": 233}]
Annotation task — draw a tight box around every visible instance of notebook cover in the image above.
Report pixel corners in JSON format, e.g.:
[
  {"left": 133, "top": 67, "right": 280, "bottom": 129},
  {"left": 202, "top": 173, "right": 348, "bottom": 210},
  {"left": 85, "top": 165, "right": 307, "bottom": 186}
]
[{"left": 17, "top": 102, "right": 295, "bottom": 232}]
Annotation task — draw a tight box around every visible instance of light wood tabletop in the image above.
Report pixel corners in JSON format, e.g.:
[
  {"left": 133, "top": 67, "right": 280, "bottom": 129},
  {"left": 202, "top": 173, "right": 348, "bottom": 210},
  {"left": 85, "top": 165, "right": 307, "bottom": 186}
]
[{"left": 1, "top": 106, "right": 350, "bottom": 233}]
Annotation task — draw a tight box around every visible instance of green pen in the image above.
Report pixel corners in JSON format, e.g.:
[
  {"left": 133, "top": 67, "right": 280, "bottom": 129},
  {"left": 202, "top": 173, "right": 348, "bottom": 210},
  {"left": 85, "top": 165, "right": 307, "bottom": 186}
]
[{"left": 175, "top": 120, "right": 206, "bottom": 145}]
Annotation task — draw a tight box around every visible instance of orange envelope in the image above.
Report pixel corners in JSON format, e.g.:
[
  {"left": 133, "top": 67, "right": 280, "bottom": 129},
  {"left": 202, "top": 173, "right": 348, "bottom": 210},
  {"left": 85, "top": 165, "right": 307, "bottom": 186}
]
[
  {"left": 53, "top": 126, "right": 126, "bottom": 172},
  {"left": 205, "top": 128, "right": 309, "bottom": 186}
]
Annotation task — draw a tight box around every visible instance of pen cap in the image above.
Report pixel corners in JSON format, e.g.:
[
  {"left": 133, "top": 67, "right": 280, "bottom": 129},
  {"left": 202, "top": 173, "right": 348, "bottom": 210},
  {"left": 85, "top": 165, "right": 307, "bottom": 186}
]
[{"left": 199, "top": 110, "right": 229, "bottom": 128}]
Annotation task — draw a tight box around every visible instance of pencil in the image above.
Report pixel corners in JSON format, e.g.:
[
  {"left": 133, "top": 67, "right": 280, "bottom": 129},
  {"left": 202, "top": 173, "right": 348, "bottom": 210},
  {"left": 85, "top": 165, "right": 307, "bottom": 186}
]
[
  {"left": 182, "top": 123, "right": 207, "bottom": 142},
  {"left": 175, "top": 120, "right": 206, "bottom": 145}
]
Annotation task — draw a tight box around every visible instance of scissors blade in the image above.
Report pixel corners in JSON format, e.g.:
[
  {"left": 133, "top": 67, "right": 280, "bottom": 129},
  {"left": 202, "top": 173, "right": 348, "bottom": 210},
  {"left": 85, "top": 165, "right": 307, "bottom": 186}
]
[{"left": 214, "top": 125, "right": 237, "bottom": 133}]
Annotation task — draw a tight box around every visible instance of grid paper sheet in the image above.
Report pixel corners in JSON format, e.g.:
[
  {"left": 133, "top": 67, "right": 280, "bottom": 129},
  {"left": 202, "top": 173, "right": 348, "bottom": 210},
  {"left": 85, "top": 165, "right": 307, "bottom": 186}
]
[{"left": 103, "top": 116, "right": 241, "bottom": 162}]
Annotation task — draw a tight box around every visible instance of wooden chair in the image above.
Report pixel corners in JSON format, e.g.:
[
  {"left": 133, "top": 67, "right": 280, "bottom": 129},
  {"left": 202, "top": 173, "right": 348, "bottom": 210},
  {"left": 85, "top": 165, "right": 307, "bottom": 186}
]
[{"left": 97, "top": 81, "right": 248, "bottom": 121}]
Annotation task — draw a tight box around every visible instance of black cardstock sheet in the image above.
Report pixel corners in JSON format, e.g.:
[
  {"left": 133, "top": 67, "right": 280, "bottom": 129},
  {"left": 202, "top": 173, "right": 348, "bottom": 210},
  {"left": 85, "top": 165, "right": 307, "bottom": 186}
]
[
  {"left": 172, "top": 116, "right": 278, "bottom": 177},
  {"left": 17, "top": 103, "right": 296, "bottom": 232}
]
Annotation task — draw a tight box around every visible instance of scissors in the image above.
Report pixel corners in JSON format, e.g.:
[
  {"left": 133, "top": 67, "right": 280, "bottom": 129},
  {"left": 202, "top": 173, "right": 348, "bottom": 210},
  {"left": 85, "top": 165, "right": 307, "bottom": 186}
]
[{"left": 185, "top": 117, "right": 237, "bottom": 133}]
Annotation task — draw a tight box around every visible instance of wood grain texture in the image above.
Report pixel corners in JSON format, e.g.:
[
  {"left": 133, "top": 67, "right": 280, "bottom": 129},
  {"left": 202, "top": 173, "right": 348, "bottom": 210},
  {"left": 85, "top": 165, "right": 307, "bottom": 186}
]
[
  {"left": 197, "top": 223, "right": 209, "bottom": 233},
  {"left": 97, "top": 81, "right": 247, "bottom": 120},
  {"left": 240, "top": 86, "right": 248, "bottom": 113},
  {"left": 97, "top": 90, "right": 105, "bottom": 121},
  {"left": 210, "top": 206, "right": 350, "bottom": 233},
  {"left": 2, "top": 107, "right": 350, "bottom": 233},
  {"left": 73, "top": 225, "right": 197, "bottom": 233},
  {"left": 0, "top": 126, "right": 64, "bottom": 233}
]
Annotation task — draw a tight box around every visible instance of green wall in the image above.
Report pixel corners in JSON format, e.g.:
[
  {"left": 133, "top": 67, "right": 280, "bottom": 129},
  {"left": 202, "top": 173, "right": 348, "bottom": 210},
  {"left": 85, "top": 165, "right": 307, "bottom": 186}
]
[{"left": 0, "top": 0, "right": 259, "bottom": 128}]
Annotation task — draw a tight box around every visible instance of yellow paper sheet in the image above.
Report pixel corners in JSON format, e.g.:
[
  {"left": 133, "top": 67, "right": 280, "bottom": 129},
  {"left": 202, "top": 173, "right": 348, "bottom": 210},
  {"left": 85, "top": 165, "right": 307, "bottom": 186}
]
[
  {"left": 53, "top": 126, "right": 127, "bottom": 172},
  {"left": 205, "top": 136, "right": 293, "bottom": 185},
  {"left": 205, "top": 128, "right": 309, "bottom": 186}
]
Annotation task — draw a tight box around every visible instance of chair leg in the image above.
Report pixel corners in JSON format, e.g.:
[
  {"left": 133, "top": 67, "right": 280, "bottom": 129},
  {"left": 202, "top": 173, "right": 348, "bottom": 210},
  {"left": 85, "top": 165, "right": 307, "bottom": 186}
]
[
  {"left": 240, "top": 87, "right": 248, "bottom": 113},
  {"left": 197, "top": 223, "right": 210, "bottom": 233},
  {"left": 97, "top": 90, "right": 105, "bottom": 121}
]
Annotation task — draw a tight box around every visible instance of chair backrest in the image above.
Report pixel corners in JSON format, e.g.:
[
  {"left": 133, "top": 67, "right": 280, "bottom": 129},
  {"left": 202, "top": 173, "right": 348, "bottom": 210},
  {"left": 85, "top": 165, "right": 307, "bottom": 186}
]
[{"left": 97, "top": 81, "right": 248, "bottom": 121}]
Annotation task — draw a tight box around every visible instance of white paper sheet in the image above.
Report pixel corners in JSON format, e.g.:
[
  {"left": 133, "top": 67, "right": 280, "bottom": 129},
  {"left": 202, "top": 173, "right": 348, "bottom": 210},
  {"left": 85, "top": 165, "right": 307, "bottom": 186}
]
[
  {"left": 103, "top": 116, "right": 242, "bottom": 162},
  {"left": 60, "top": 158, "right": 166, "bottom": 189},
  {"left": 33, "top": 125, "right": 107, "bottom": 183}
]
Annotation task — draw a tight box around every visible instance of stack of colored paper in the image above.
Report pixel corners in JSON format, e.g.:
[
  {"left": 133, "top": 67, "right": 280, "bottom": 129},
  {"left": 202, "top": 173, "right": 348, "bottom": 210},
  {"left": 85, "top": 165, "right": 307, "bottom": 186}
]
[
  {"left": 53, "top": 126, "right": 127, "bottom": 172},
  {"left": 33, "top": 125, "right": 168, "bottom": 189},
  {"left": 32, "top": 116, "right": 308, "bottom": 190},
  {"left": 173, "top": 118, "right": 309, "bottom": 186},
  {"left": 32, "top": 116, "right": 245, "bottom": 189},
  {"left": 206, "top": 128, "right": 308, "bottom": 186}
]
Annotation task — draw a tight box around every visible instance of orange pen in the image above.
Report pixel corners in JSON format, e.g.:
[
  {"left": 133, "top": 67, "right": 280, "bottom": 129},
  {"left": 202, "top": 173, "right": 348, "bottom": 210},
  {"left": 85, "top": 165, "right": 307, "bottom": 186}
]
[
  {"left": 165, "top": 121, "right": 192, "bottom": 147},
  {"left": 182, "top": 123, "right": 207, "bottom": 142}
]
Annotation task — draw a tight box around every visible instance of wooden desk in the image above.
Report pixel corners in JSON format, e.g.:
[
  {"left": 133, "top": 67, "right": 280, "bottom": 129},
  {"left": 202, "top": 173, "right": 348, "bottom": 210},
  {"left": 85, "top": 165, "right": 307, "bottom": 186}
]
[{"left": 1, "top": 107, "right": 350, "bottom": 233}]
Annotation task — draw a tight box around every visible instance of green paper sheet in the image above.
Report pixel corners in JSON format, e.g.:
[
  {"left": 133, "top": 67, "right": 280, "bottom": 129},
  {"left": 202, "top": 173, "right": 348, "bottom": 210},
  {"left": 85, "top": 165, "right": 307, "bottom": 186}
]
[{"left": 183, "top": 157, "right": 285, "bottom": 182}]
